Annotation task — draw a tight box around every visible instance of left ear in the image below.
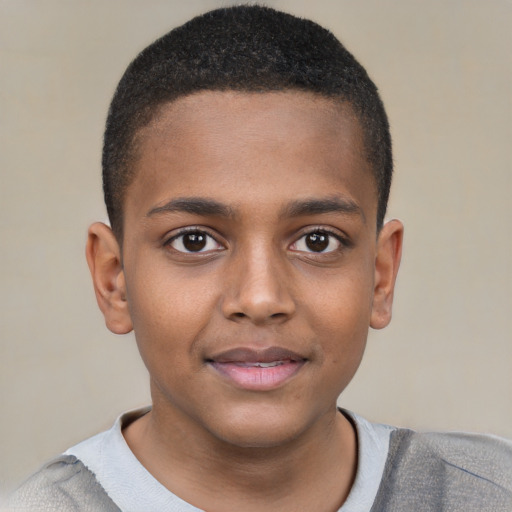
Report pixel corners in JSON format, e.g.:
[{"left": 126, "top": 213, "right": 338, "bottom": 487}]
[
  {"left": 86, "top": 222, "right": 133, "bottom": 335},
  {"left": 370, "top": 219, "right": 404, "bottom": 329}
]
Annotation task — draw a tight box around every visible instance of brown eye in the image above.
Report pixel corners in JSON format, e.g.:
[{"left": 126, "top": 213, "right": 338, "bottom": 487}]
[
  {"left": 169, "top": 230, "right": 222, "bottom": 253},
  {"left": 183, "top": 233, "right": 206, "bottom": 251},
  {"left": 305, "top": 233, "right": 329, "bottom": 252},
  {"left": 290, "top": 230, "right": 342, "bottom": 254}
]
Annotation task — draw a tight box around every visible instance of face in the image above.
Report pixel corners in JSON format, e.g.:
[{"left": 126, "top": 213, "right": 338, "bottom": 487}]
[{"left": 89, "top": 91, "right": 402, "bottom": 448}]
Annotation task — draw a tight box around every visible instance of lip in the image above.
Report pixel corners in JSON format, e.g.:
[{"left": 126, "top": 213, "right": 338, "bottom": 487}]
[{"left": 206, "top": 346, "right": 307, "bottom": 391}]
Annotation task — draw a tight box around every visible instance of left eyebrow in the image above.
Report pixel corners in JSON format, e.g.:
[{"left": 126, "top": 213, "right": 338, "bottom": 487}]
[
  {"left": 146, "top": 197, "right": 235, "bottom": 218},
  {"left": 281, "top": 196, "right": 365, "bottom": 223}
]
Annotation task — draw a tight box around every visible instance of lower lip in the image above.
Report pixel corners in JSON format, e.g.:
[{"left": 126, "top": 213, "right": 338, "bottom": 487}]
[{"left": 209, "top": 360, "right": 305, "bottom": 391}]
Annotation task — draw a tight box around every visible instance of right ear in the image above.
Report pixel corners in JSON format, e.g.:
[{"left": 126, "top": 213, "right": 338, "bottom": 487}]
[{"left": 86, "top": 222, "right": 133, "bottom": 334}]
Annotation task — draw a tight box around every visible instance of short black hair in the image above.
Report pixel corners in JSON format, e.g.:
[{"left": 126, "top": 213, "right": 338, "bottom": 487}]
[{"left": 103, "top": 5, "right": 392, "bottom": 239}]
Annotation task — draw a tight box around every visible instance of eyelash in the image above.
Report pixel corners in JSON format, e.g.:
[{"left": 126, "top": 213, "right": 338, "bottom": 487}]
[
  {"left": 165, "top": 227, "right": 224, "bottom": 254},
  {"left": 164, "top": 227, "right": 349, "bottom": 255},
  {"left": 289, "top": 228, "right": 348, "bottom": 254}
]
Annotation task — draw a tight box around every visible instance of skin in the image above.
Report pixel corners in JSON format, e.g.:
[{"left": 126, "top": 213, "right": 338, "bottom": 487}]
[{"left": 86, "top": 90, "right": 403, "bottom": 512}]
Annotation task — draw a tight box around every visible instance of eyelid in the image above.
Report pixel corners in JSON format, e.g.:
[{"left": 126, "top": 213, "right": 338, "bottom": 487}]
[
  {"left": 297, "top": 225, "right": 350, "bottom": 242},
  {"left": 289, "top": 226, "right": 350, "bottom": 253},
  {"left": 164, "top": 226, "right": 225, "bottom": 253}
]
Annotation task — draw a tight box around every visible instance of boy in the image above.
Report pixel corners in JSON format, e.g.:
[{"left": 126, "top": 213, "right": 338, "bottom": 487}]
[{"left": 8, "top": 5, "right": 512, "bottom": 511}]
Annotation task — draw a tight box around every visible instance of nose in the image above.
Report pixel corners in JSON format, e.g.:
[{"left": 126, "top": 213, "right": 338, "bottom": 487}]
[{"left": 221, "top": 244, "right": 296, "bottom": 325}]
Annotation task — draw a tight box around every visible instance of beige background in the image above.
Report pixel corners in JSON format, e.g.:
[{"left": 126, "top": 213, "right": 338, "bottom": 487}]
[{"left": 1, "top": 0, "right": 511, "bottom": 495}]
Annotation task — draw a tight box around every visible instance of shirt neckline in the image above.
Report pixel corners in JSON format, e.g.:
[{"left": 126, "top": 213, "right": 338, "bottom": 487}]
[{"left": 66, "top": 407, "right": 394, "bottom": 512}]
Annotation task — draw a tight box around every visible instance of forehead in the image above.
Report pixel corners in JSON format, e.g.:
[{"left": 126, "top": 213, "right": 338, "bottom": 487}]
[
  {"left": 126, "top": 90, "right": 377, "bottom": 225},
  {"left": 140, "top": 90, "right": 363, "bottom": 157}
]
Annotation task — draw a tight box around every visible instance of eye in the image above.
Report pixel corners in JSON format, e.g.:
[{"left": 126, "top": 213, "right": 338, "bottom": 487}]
[
  {"left": 290, "top": 230, "right": 342, "bottom": 253},
  {"left": 167, "top": 230, "right": 223, "bottom": 253}
]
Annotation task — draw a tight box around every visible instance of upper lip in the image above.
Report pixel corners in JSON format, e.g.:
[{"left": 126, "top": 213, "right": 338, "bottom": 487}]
[{"left": 207, "top": 346, "right": 307, "bottom": 364}]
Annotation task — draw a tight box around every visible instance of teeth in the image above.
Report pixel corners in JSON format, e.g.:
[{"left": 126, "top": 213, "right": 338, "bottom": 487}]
[{"left": 244, "top": 361, "right": 284, "bottom": 368}]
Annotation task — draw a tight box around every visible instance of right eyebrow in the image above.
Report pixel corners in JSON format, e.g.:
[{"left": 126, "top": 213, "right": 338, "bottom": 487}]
[
  {"left": 281, "top": 196, "right": 365, "bottom": 223},
  {"left": 146, "top": 197, "right": 235, "bottom": 218}
]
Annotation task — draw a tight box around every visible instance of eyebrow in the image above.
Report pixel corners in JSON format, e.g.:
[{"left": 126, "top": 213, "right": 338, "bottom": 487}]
[
  {"left": 281, "top": 197, "right": 365, "bottom": 223},
  {"left": 146, "top": 195, "right": 364, "bottom": 223},
  {"left": 146, "top": 197, "right": 235, "bottom": 218}
]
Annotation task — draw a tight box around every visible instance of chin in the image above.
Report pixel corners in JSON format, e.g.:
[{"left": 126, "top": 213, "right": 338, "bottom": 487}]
[
  {"left": 206, "top": 402, "right": 318, "bottom": 449},
  {"left": 215, "top": 424, "right": 303, "bottom": 450}
]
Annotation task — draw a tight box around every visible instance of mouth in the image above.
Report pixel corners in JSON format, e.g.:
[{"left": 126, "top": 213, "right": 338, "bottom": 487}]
[{"left": 206, "top": 347, "right": 307, "bottom": 391}]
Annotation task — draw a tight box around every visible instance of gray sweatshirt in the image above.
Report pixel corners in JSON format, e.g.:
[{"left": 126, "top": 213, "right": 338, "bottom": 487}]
[{"left": 7, "top": 427, "right": 512, "bottom": 511}]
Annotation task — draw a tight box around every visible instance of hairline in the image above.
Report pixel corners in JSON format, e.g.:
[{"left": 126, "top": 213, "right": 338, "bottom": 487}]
[{"left": 113, "top": 88, "right": 381, "bottom": 244}]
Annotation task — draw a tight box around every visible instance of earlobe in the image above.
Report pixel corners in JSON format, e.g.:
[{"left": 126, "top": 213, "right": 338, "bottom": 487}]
[
  {"left": 86, "top": 222, "right": 133, "bottom": 335},
  {"left": 370, "top": 219, "right": 404, "bottom": 330}
]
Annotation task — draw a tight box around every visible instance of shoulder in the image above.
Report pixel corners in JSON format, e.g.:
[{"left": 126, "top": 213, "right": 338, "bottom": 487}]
[
  {"left": 6, "top": 454, "right": 120, "bottom": 512},
  {"left": 417, "top": 429, "right": 512, "bottom": 489},
  {"left": 371, "top": 428, "right": 512, "bottom": 511}
]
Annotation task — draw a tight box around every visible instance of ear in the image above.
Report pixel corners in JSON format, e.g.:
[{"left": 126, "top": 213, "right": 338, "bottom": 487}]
[
  {"left": 370, "top": 219, "right": 404, "bottom": 330},
  {"left": 86, "top": 222, "right": 133, "bottom": 335}
]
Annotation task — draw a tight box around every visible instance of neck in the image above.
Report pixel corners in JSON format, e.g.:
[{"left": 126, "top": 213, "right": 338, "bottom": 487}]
[{"left": 123, "top": 400, "right": 357, "bottom": 512}]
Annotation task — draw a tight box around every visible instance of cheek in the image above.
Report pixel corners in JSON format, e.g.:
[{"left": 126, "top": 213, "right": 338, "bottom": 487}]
[
  {"left": 303, "top": 267, "right": 374, "bottom": 376},
  {"left": 306, "top": 265, "right": 375, "bottom": 333},
  {"left": 125, "top": 265, "right": 221, "bottom": 363}
]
